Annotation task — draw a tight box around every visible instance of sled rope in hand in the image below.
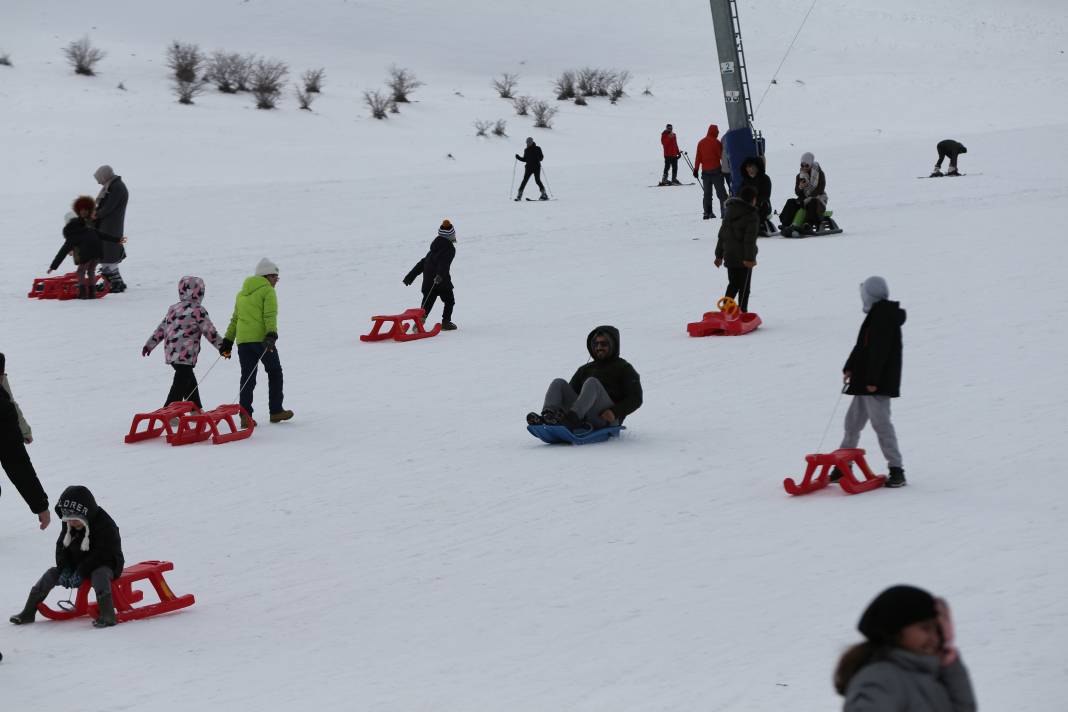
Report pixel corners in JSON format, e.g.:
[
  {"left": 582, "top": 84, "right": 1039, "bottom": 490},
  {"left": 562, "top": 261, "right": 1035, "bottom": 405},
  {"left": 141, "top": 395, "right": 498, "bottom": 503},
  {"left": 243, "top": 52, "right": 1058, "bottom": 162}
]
[
  {"left": 236, "top": 349, "right": 268, "bottom": 401},
  {"left": 754, "top": 0, "right": 819, "bottom": 117},
  {"left": 183, "top": 354, "right": 223, "bottom": 403}
]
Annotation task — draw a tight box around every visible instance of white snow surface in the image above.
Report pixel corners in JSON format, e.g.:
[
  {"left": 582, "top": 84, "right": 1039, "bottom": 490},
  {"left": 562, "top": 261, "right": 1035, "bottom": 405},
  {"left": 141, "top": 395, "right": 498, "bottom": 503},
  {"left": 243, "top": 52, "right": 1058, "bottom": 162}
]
[{"left": 2, "top": 0, "right": 1068, "bottom": 709}]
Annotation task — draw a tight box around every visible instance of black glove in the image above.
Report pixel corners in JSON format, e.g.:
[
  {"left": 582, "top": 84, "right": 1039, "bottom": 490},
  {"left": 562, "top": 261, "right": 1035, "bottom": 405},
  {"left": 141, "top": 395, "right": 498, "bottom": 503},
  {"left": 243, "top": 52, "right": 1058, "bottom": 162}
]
[
  {"left": 263, "top": 333, "right": 278, "bottom": 352},
  {"left": 142, "top": 346, "right": 151, "bottom": 357},
  {"left": 220, "top": 338, "right": 233, "bottom": 357},
  {"left": 515, "top": 154, "right": 521, "bottom": 160},
  {"left": 402, "top": 276, "right": 414, "bottom": 286}
]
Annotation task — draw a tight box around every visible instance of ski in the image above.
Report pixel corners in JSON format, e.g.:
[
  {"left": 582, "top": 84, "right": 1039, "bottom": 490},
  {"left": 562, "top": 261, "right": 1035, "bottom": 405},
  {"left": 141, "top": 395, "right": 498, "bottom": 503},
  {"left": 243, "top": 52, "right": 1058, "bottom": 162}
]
[
  {"left": 524, "top": 198, "right": 556, "bottom": 201},
  {"left": 917, "top": 173, "right": 979, "bottom": 179},
  {"left": 649, "top": 183, "right": 696, "bottom": 187}
]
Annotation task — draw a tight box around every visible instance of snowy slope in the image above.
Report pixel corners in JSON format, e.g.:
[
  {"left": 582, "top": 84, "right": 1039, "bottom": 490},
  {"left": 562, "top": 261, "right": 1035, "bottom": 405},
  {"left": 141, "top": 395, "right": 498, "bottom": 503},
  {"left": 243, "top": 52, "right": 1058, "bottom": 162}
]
[{"left": 2, "top": 1, "right": 1068, "bottom": 709}]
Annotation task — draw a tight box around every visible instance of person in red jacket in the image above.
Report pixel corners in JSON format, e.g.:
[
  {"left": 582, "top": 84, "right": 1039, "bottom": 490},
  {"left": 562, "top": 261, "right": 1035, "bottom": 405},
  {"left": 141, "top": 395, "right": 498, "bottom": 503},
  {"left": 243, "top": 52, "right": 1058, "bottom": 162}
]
[
  {"left": 692, "top": 124, "right": 729, "bottom": 219},
  {"left": 659, "top": 124, "right": 681, "bottom": 186}
]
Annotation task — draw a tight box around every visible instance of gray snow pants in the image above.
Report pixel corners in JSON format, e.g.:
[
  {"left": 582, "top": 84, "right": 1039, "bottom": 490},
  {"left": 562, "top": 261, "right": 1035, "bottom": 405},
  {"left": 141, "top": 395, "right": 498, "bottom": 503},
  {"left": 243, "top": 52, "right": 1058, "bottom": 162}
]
[
  {"left": 543, "top": 377, "right": 617, "bottom": 428},
  {"left": 30, "top": 565, "right": 115, "bottom": 601},
  {"left": 840, "top": 395, "right": 903, "bottom": 469},
  {"left": 701, "top": 170, "right": 729, "bottom": 217}
]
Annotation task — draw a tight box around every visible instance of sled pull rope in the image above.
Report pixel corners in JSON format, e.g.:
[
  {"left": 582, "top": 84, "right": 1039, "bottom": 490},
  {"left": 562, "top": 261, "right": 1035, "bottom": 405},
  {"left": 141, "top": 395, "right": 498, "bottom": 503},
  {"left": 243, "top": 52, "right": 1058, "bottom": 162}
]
[
  {"left": 753, "top": 0, "right": 819, "bottom": 117},
  {"left": 815, "top": 385, "right": 848, "bottom": 454},
  {"left": 183, "top": 354, "right": 223, "bottom": 403}
]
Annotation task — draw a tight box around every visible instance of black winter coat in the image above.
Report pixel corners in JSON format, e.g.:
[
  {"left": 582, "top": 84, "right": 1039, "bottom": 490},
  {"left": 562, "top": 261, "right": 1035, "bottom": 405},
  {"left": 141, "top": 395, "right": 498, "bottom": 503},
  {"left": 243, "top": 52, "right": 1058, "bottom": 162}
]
[
  {"left": 50, "top": 218, "right": 122, "bottom": 270},
  {"left": 0, "top": 354, "right": 49, "bottom": 515},
  {"left": 844, "top": 300, "right": 906, "bottom": 397},
  {"left": 517, "top": 145, "right": 544, "bottom": 167},
  {"left": 569, "top": 326, "right": 643, "bottom": 421},
  {"left": 94, "top": 176, "right": 128, "bottom": 264},
  {"left": 936, "top": 140, "right": 967, "bottom": 159},
  {"left": 53, "top": 485, "right": 124, "bottom": 578},
  {"left": 405, "top": 235, "right": 456, "bottom": 292},
  {"left": 715, "top": 198, "right": 759, "bottom": 266},
  {"left": 739, "top": 158, "right": 772, "bottom": 210}
]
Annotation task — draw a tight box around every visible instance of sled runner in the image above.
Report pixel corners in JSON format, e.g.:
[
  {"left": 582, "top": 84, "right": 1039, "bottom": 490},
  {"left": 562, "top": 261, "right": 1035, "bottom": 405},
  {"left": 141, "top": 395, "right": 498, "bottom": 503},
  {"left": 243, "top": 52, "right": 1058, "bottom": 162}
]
[
  {"left": 687, "top": 297, "right": 762, "bottom": 337},
  {"left": 780, "top": 210, "right": 842, "bottom": 238},
  {"left": 37, "top": 560, "right": 195, "bottom": 624},
  {"left": 124, "top": 401, "right": 199, "bottom": 443},
  {"left": 527, "top": 424, "right": 624, "bottom": 445},
  {"left": 783, "top": 448, "right": 887, "bottom": 496},
  {"left": 168, "top": 404, "right": 255, "bottom": 446},
  {"left": 361, "top": 308, "right": 441, "bottom": 342},
  {"left": 27, "top": 272, "right": 110, "bottom": 300}
]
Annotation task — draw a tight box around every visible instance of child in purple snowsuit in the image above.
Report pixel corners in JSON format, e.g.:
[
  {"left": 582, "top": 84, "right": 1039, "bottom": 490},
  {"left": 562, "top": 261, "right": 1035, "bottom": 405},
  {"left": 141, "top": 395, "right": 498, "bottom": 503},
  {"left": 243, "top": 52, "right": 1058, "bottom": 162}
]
[{"left": 142, "top": 276, "right": 227, "bottom": 409}]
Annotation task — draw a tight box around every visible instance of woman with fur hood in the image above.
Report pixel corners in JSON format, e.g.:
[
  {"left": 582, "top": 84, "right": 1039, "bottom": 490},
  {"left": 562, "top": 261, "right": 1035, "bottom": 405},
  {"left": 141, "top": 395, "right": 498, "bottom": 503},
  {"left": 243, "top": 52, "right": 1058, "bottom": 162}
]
[{"left": 49, "top": 196, "right": 127, "bottom": 299}]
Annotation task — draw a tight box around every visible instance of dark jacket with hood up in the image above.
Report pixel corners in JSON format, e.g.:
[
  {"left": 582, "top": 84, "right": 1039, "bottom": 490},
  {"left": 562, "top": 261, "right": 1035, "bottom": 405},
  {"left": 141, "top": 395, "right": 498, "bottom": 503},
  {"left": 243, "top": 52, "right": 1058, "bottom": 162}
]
[
  {"left": 739, "top": 157, "right": 772, "bottom": 209},
  {"left": 405, "top": 235, "right": 456, "bottom": 292},
  {"left": 53, "top": 485, "right": 124, "bottom": 578},
  {"left": 95, "top": 176, "right": 128, "bottom": 264},
  {"left": 517, "top": 144, "right": 544, "bottom": 167},
  {"left": 50, "top": 217, "right": 122, "bottom": 270},
  {"left": 568, "top": 326, "right": 643, "bottom": 421},
  {"left": 715, "top": 198, "right": 759, "bottom": 266},
  {"left": 844, "top": 300, "right": 906, "bottom": 397}
]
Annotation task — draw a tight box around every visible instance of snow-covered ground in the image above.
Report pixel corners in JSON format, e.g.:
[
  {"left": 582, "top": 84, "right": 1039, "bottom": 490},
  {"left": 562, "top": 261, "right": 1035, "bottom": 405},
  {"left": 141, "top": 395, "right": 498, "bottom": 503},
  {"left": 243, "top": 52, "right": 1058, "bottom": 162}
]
[{"left": 2, "top": 1, "right": 1067, "bottom": 709}]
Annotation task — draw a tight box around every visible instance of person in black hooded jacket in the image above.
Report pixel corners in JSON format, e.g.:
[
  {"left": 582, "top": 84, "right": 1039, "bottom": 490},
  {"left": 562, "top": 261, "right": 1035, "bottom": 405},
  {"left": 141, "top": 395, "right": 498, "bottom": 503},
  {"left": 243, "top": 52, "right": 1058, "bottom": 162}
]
[
  {"left": 739, "top": 156, "right": 774, "bottom": 235},
  {"left": 715, "top": 186, "right": 759, "bottom": 312},
  {"left": 49, "top": 196, "right": 126, "bottom": 299},
  {"left": 514, "top": 137, "right": 548, "bottom": 201},
  {"left": 9, "top": 485, "right": 124, "bottom": 628},
  {"left": 0, "top": 353, "right": 50, "bottom": 531},
  {"left": 404, "top": 219, "right": 458, "bottom": 330},
  {"left": 527, "top": 326, "right": 643, "bottom": 431}
]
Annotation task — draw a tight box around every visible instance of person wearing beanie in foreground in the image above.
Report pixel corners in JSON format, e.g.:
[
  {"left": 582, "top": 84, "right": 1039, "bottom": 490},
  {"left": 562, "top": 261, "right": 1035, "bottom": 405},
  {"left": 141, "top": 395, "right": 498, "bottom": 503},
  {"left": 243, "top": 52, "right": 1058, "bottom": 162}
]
[
  {"left": 932, "top": 139, "right": 967, "bottom": 177},
  {"left": 9, "top": 485, "right": 124, "bottom": 629},
  {"left": 221, "top": 258, "right": 293, "bottom": 426},
  {"left": 526, "top": 326, "right": 643, "bottom": 432},
  {"left": 836, "top": 276, "right": 907, "bottom": 487},
  {"left": 0, "top": 353, "right": 51, "bottom": 531},
  {"left": 404, "top": 220, "right": 458, "bottom": 330},
  {"left": 835, "top": 585, "right": 977, "bottom": 711},
  {"left": 514, "top": 137, "right": 548, "bottom": 201},
  {"left": 714, "top": 185, "right": 760, "bottom": 313},
  {"left": 92, "top": 165, "right": 129, "bottom": 293},
  {"left": 49, "top": 196, "right": 128, "bottom": 299}
]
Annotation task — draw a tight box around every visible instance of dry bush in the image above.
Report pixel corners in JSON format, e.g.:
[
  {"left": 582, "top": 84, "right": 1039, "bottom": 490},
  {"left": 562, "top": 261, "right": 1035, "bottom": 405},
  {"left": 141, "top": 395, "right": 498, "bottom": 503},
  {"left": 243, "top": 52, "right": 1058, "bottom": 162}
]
[
  {"left": 574, "top": 95, "right": 587, "bottom": 106},
  {"left": 166, "top": 41, "right": 203, "bottom": 82},
  {"left": 301, "top": 68, "right": 325, "bottom": 93},
  {"left": 608, "top": 70, "right": 631, "bottom": 103},
  {"left": 512, "top": 95, "right": 532, "bottom": 116},
  {"left": 642, "top": 84, "right": 653, "bottom": 96},
  {"left": 63, "top": 36, "right": 106, "bottom": 76},
  {"left": 492, "top": 119, "right": 507, "bottom": 137},
  {"left": 295, "top": 84, "right": 316, "bottom": 111},
  {"left": 364, "top": 90, "right": 390, "bottom": 119},
  {"left": 206, "top": 51, "right": 254, "bottom": 93},
  {"left": 173, "top": 78, "right": 206, "bottom": 105},
  {"left": 553, "top": 70, "right": 576, "bottom": 100},
  {"left": 0, "top": 52, "right": 11, "bottom": 67},
  {"left": 387, "top": 65, "right": 423, "bottom": 103},
  {"left": 474, "top": 119, "right": 493, "bottom": 137},
  {"left": 492, "top": 72, "right": 518, "bottom": 99},
  {"left": 531, "top": 100, "right": 558, "bottom": 129},
  {"left": 250, "top": 58, "right": 288, "bottom": 109}
]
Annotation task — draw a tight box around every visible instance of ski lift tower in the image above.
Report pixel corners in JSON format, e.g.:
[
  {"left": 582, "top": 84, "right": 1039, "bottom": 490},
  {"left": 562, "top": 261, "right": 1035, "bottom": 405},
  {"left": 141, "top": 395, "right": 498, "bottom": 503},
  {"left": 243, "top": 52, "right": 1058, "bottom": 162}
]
[{"left": 708, "top": 0, "right": 763, "bottom": 191}]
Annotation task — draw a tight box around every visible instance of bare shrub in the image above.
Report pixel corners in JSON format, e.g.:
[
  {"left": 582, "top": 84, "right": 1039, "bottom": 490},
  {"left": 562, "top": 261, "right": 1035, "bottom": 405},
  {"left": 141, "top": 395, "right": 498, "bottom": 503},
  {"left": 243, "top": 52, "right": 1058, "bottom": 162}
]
[
  {"left": 173, "top": 78, "right": 206, "bottom": 105},
  {"left": 531, "top": 100, "right": 558, "bottom": 129},
  {"left": 492, "top": 119, "right": 507, "bottom": 137},
  {"left": 0, "top": 52, "right": 11, "bottom": 67},
  {"left": 234, "top": 54, "right": 255, "bottom": 91},
  {"left": 389, "top": 99, "right": 400, "bottom": 114},
  {"left": 553, "top": 70, "right": 576, "bottom": 100},
  {"left": 364, "top": 90, "right": 390, "bottom": 119},
  {"left": 166, "top": 41, "right": 203, "bottom": 82},
  {"left": 608, "top": 71, "right": 631, "bottom": 103},
  {"left": 512, "top": 95, "right": 532, "bottom": 116},
  {"left": 574, "top": 95, "right": 587, "bottom": 106},
  {"left": 295, "top": 84, "right": 316, "bottom": 111},
  {"left": 575, "top": 67, "right": 599, "bottom": 96},
  {"left": 301, "top": 68, "right": 325, "bottom": 93},
  {"left": 642, "top": 84, "right": 653, "bottom": 96},
  {"left": 492, "top": 72, "right": 518, "bottom": 99},
  {"left": 63, "top": 36, "right": 106, "bottom": 76},
  {"left": 474, "top": 119, "right": 493, "bottom": 137},
  {"left": 117, "top": 82, "right": 126, "bottom": 91},
  {"left": 250, "top": 58, "right": 288, "bottom": 109},
  {"left": 207, "top": 51, "right": 246, "bottom": 93},
  {"left": 387, "top": 65, "right": 423, "bottom": 103}
]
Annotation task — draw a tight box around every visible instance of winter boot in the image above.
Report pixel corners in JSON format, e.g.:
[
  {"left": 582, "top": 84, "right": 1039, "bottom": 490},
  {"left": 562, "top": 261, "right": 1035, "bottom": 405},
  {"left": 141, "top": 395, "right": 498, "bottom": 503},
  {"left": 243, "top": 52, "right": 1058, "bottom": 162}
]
[
  {"left": 828, "top": 467, "right": 846, "bottom": 483},
  {"left": 269, "top": 410, "right": 294, "bottom": 423},
  {"left": 539, "top": 192, "right": 549, "bottom": 201},
  {"left": 76, "top": 284, "right": 89, "bottom": 300},
  {"left": 441, "top": 321, "right": 458, "bottom": 331},
  {"left": 93, "top": 592, "right": 117, "bottom": 628},
  {"left": 540, "top": 407, "right": 566, "bottom": 426},
  {"left": 658, "top": 180, "right": 670, "bottom": 186},
  {"left": 671, "top": 178, "right": 682, "bottom": 185},
  {"left": 514, "top": 192, "right": 523, "bottom": 202},
  {"left": 8, "top": 590, "right": 45, "bottom": 625},
  {"left": 240, "top": 413, "right": 256, "bottom": 429},
  {"left": 946, "top": 167, "right": 960, "bottom": 176},
  {"left": 560, "top": 409, "right": 584, "bottom": 432},
  {"left": 108, "top": 278, "right": 127, "bottom": 294},
  {"left": 526, "top": 411, "right": 543, "bottom": 426},
  {"left": 929, "top": 169, "right": 944, "bottom": 178},
  {"left": 885, "top": 467, "right": 907, "bottom": 488}
]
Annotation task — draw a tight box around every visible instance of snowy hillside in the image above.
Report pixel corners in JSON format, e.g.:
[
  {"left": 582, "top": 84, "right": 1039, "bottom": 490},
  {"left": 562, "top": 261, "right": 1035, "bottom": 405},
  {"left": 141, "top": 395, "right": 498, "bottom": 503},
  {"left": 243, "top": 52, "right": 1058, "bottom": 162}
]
[{"left": 2, "top": 0, "right": 1067, "bottom": 709}]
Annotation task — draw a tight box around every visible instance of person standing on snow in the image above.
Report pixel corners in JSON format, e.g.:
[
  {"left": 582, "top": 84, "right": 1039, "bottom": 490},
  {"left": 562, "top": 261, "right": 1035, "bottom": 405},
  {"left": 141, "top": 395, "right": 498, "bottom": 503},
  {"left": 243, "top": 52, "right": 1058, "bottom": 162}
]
[
  {"left": 221, "top": 258, "right": 293, "bottom": 427},
  {"left": 659, "top": 124, "right": 682, "bottom": 185},
  {"left": 931, "top": 139, "right": 967, "bottom": 177},
  {"left": 778, "top": 152, "right": 828, "bottom": 234},
  {"left": 691, "top": 124, "right": 729, "bottom": 219},
  {"left": 836, "top": 276, "right": 907, "bottom": 488},
  {"left": 714, "top": 186, "right": 759, "bottom": 313},
  {"left": 404, "top": 220, "right": 458, "bottom": 331},
  {"left": 514, "top": 137, "right": 548, "bottom": 201},
  {"left": 49, "top": 197, "right": 127, "bottom": 299},
  {"left": 93, "top": 165, "right": 129, "bottom": 293},
  {"left": 739, "top": 157, "right": 774, "bottom": 236},
  {"left": 0, "top": 353, "right": 50, "bottom": 531}
]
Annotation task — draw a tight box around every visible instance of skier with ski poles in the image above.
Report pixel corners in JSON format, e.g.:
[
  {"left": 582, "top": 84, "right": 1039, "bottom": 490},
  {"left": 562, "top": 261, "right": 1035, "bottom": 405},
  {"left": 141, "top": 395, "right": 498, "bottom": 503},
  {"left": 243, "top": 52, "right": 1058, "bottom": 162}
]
[{"left": 514, "top": 138, "right": 548, "bottom": 201}]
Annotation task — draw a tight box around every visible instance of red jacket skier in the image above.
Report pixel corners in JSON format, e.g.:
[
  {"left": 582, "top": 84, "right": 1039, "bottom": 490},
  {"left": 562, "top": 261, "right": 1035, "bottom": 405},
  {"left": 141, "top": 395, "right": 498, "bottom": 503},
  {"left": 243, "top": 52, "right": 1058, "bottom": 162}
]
[{"left": 659, "top": 124, "right": 681, "bottom": 185}]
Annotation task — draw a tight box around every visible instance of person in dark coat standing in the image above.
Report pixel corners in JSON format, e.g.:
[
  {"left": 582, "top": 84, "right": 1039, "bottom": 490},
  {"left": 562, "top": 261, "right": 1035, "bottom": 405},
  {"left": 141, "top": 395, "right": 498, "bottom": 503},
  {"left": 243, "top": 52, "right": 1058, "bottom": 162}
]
[
  {"left": 526, "top": 325, "right": 643, "bottom": 431},
  {"left": 93, "top": 165, "right": 129, "bottom": 293},
  {"left": 932, "top": 139, "right": 967, "bottom": 177},
  {"left": 839, "top": 276, "right": 907, "bottom": 487},
  {"left": 836, "top": 585, "right": 977, "bottom": 712},
  {"left": 9, "top": 485, "right": 125, "bottom": 628},
  {"left": 0, "top": 353, "right": 50, "bottom": 531},
  {"left": 659, "top": 124, "right": 682, "bottom": 185},
  {"left": 739, "top": 156, "right": 774, "bottom": 235},
  {"left": 49, "top": 196, "right": 127, "bottom": 299},
  {"left": 404, "top": 220, "right": 458, "bottom": 330},
  {"left": 714, "top": 186, "right": 759, "bottom": 312},
  {"left": 514, "top": 137, "right": 548, "bottom": 201}
]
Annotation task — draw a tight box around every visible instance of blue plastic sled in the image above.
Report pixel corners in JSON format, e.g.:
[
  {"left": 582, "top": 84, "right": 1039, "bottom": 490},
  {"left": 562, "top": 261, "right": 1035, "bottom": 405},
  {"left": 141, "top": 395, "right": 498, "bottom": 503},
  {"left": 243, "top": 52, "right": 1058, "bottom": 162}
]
[{"left": 527, "top": 424, "right": 624, "bottom": 445}]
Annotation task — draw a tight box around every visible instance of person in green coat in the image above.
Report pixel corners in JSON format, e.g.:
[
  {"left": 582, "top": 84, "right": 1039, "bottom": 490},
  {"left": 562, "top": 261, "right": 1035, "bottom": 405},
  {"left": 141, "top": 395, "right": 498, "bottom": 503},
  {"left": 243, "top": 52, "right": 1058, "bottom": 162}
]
[{"left": 221, "top": 258, "right": 293, "bottom": 426}]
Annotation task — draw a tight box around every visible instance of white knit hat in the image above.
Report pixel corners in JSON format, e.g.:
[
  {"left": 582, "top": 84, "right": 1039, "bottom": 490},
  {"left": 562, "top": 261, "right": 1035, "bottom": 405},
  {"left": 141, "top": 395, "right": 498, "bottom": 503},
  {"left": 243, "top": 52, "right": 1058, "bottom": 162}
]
[
  {"left": 255, "top": 257, "right": 279, "bottom": 276},
  {"left": 61, "top": 517, "right": 91, "bottom": 552}
]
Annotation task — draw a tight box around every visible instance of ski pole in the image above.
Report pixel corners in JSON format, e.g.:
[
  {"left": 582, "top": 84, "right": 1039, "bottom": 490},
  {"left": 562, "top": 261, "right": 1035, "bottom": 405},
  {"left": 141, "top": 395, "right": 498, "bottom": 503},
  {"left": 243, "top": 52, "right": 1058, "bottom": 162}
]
[
  {"left": 815, "top": 385, "right": 849, "bottom": 453},
  {"left": 183, "top": 353, "right": 223, "bottom": 403},
  {"left": 509, "top": 157, "right": 518, "bottom": 200},
  {"left": 540, "top": 167, "right": 554, "bottom": 199}
]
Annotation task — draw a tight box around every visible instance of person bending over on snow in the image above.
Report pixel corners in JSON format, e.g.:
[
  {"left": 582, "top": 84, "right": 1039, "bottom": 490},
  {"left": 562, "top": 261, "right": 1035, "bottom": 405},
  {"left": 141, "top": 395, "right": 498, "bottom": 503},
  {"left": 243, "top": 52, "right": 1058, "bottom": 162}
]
[
  {"left": 221, "top": 258, "right": 293, "bottom": 427},
  {"left": 835, "top": 585, "right": 976, "bottom": 712},
  {"left": 692, "top": 123, "right": 729, "bottom": 219},
  {"left": 739, "top": 157, "right": 774, "bottom": 236},
  {"left": 404, "top": 220, "right": 458, "bottom": 331},
  {"left": 932, "top": 139, "right": 967, "bottom": 177},
  {"left": 514, "top": 137, "right": 548, "bottom": 201},
  {"left": 659, "top": 123, "right": 682, "bottom": 185},
  {"left": 49, "top": 196, "right": 127, "bottom": 299},
  {"left": 778, "top": 152, "right": 828, "bottom": 234},
  {"left": 10, "top": 485, "right": 124, "bottom": 628},
  {"left": 0, "top": 353, "right": 50, "bottom": 531},
  {"left": 93, "top": 165, "right": 129, "bottom": 293},
  {"left": 715, "top": 186, "right": 759, "bottom": 313},
  {"left": 526, "top": 326, "right": 643, "bottom": 431},
  {"left": 836, "top": 276, "right": 907, "bottom": 487},
  {"left": 143, "top": 276, "right": 228, "bottom": 411}
]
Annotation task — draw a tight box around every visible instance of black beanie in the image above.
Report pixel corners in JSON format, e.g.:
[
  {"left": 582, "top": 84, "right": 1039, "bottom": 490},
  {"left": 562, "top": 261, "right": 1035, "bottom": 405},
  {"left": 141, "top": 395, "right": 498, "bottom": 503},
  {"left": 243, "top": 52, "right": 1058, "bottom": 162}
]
[{"left": 857, "top": 585, "right": 937, "bottom": 643}]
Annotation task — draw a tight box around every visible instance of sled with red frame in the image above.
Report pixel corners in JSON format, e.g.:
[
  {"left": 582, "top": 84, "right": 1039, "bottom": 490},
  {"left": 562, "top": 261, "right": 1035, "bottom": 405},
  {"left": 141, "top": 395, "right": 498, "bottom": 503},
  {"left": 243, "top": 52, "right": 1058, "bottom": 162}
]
[
  {"left": 687, "top": 296, "right": 762, "bottom": 337},
  {"left": 28, "top": 272, "right": 110, "bottom": 300},
  {"left": 360, "top": 307, "right": 441, "bottom": 342},
  {"left": 123, "top": 401, "right": 198, "bottom": 443},
  {"left": 37, "top": 560, "right": 195, "bottom": 624},
  {"left": 783, "top": 447, "right": 887, "bottom": 495},
  {"left": 168, "top": 403, "right": 255, "bottom": 446}
]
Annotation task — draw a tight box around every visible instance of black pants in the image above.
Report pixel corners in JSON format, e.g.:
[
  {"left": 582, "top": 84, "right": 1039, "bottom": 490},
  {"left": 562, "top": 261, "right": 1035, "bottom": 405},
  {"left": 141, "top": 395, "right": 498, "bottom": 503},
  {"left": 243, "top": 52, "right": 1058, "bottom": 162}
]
[
  {"left": 662, "top": 156, "right": 679, "bottom": 182},
  {"left": 0, "top": 412, "right": 48, "bottom": 514},
  {"left": 238, "top": 342, "right": 284, "bottom": 417},
  {"left": 780, "top": 198, "right": 822, "bottom": 227},
  {"left": 935, "top": 140, "right": 960, "bottom": 169},
  {"left": 518, "top": 165, "right": 545, "bottom": 194},
  {"left": 725, "top": 265, "right": 752, "bottom": 312},
  {"left": 422, "top": 285, "right": 455, "bottom": 322},
  {"left": 701, "top": 170, "right": 729, "bottom": 217},
  {"left": 165, "top": 364, "right": 201, "bottom": 409}
]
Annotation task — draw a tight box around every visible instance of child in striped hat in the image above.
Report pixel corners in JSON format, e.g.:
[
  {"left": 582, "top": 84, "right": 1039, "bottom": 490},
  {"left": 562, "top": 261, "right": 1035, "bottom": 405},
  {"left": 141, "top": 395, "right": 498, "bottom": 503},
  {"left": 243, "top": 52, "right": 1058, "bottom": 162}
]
[{"left": 403, "top": 220, "right": 458, "bottom": 330}]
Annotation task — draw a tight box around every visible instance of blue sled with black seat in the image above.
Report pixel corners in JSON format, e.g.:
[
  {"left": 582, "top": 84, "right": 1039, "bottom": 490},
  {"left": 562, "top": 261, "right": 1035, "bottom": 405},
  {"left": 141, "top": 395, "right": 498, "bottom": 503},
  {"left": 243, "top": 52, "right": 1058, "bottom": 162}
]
[{"left": 526, "top": 424, "right": 625, "bottom": 445}]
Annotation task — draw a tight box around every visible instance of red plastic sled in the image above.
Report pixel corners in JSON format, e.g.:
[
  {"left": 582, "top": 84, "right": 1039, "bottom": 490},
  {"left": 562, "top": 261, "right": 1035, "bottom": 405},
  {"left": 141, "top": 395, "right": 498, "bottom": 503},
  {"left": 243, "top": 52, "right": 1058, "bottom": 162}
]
[
  {"left": 124, "top": 401, "right": 198, "bottom": 443},
  {"left": 783, "top": 448, "right": 888, "bottom": 495},
  {"left": 28, "top": 272, "right": 110, "bottom": 300},
  {"left": 687, "top": 297, "right": 761, "bottom": 336},
  {"left": 37, "top": 560, "right": 195, "bottom": 624},
  {"left": 168, "top": 404, "right": 254, "bottom": 446},
  {"left": 360, "top": 307, "right": 441, "bottom": 342}
]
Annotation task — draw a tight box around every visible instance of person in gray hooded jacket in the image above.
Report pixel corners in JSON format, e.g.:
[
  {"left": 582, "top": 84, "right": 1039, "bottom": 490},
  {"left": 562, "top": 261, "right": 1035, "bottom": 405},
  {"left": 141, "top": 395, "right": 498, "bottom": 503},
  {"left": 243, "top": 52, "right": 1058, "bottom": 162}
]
[
  {"left": 836, "top": 585, "right": 977, "bottom": 712},
  {"left": 93, "top": 165, "right": 129, "bottom": 293}
]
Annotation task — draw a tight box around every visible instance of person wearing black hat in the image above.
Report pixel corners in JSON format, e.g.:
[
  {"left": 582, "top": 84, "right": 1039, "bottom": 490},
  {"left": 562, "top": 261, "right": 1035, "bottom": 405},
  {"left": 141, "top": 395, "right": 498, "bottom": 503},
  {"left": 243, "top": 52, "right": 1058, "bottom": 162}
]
[
  {"left": 9, "top": 485, "right": 124, "bottom": 629},
  {"left": 404, "top": 220, "right": 458, "bottom": 330},
  {"left": 932, "top": 140, "right": 967, "bottom": 177},
  {"left": 835, "top": 585, "right": 977, "bottom": 711}
]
